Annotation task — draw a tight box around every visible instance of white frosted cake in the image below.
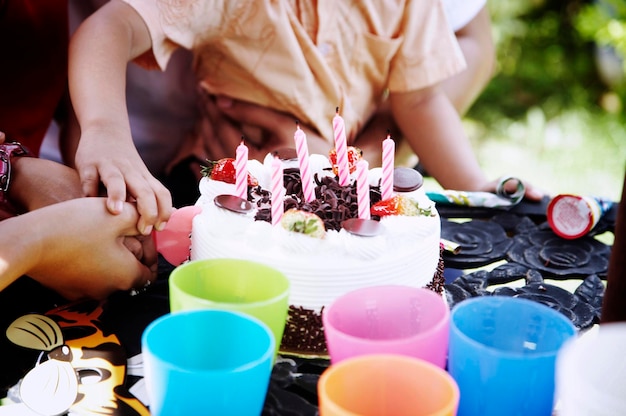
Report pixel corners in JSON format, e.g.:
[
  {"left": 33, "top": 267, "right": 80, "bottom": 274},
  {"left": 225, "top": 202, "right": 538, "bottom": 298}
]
[{"left": 190, "top": 150, "right": 443, "bottom": 354}]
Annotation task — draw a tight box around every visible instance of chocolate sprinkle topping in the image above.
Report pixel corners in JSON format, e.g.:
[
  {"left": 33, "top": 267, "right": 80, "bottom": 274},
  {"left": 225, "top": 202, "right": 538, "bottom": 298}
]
[{"left": 280, "top": 306, "right": 327, "bottom": 355}]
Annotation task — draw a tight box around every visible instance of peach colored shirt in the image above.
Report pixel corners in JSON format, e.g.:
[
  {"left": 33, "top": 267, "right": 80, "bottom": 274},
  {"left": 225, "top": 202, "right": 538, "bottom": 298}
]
[{"left": 124, "top": 0, "right": 465, "bottom": 143}]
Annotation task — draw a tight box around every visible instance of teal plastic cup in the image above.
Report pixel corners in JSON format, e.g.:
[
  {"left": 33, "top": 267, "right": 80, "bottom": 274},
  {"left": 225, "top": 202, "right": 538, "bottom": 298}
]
[
  {"left": 169, "top": 258, "right": 290, "bottom": 354},
  {"left": 141, "top": 310, "right": 275, "bottom": 416},
  {"left": 448, "top": 296, "right": 576, "bottom": 416}
]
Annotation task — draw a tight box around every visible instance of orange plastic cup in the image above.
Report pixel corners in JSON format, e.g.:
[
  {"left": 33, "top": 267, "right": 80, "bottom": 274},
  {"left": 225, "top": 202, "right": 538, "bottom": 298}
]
[{"left": 318, "top": 354, "right": 459, "bottom": 416}]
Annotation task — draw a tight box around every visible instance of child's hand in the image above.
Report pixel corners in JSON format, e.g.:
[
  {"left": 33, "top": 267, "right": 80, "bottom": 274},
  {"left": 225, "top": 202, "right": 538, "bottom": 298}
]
[
  {"left": 75, "top": 128, "right": 173, "bottom": 235},
  {"left": 480, "top": 177, "right": 546, "bottom": 202}
]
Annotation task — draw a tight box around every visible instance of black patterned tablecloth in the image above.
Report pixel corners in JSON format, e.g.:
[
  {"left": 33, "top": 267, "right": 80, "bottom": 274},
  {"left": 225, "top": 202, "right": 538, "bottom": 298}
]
[{"left": 0, "top": 197, "right": 617, "bottom": 415}]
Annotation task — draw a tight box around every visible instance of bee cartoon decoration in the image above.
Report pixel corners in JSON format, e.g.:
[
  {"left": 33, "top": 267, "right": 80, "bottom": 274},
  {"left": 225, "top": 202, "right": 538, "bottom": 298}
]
[{"left": 4, "top": 300, "right": 150, "bottom": 415}]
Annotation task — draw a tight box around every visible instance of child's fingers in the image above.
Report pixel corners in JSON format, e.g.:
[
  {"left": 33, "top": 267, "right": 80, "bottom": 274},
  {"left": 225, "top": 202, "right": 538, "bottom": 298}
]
[
  {"left": 130, "top": 174, "right": 172, "bottom": 235},
  {"left": 150, "top": 177, "right": 173, "bottom": 231},
  {"left": 80, "top": 164, "right": 104, "bottom": 199},
  {"left": 98, "top": 168, "right": 128, "bottom": 215}
]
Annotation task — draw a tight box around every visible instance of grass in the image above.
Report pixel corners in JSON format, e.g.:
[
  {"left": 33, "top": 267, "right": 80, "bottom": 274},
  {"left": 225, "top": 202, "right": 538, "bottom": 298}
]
[{"left": 465, "top": 107, "right": 626, "bottom": 202}]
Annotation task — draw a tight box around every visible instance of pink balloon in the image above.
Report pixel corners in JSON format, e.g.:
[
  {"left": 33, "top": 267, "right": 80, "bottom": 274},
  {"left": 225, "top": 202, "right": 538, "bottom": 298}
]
[{"left": 154, "top": 205, "right": 202, "bottom": 266}]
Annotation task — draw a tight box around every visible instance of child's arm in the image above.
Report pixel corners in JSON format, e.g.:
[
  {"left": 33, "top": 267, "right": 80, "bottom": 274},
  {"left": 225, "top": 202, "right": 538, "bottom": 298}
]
[
  {"left": 68, "top": 0, "right": 172, "bottom": 234},
  {"left": 389, "top": 86, "right": 489, "bottom": 191},
  {"left": 389, "top": 86, "right": 544, "bottom": 199},
  {"left": 442, "top": 6, "right": 496, "bottom": 115}
]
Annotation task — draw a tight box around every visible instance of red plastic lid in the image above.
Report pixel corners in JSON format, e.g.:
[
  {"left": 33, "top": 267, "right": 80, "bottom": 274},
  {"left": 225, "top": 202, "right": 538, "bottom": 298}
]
[{"left": 547, "top": 194, "right": 595, "bottom": 239}]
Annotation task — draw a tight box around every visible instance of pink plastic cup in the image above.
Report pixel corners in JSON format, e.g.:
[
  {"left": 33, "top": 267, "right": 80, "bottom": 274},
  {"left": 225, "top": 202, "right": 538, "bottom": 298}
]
[{"left": 322, "top": 285, "right": 450, "bottom": 368}]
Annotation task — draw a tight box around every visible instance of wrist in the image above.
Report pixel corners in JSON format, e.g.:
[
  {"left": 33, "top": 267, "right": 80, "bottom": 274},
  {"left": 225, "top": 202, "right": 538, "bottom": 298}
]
[
  {"left": 80, "top": 119, "right": 131, "bottom": 139},
  {"left": 0, "top": 141, "right": 33, "bottom": 209},
  {"left": 0, "top": 215, "right": 39, "bottom": 289},
  {"left": 9, "top": 157, "right": 83, "bottom": 211}
]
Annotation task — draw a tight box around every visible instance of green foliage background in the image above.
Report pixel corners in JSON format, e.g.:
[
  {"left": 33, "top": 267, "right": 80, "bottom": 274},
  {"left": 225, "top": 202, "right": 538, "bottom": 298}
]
[{"left": 463, "top": 0, "right": 626, "bottom": 201}]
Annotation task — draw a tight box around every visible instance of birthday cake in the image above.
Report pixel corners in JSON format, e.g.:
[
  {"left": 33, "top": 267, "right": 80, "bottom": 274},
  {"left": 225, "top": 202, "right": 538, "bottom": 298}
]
[{"left": 189, "top": 144, "right": 443, "bottom": 355}]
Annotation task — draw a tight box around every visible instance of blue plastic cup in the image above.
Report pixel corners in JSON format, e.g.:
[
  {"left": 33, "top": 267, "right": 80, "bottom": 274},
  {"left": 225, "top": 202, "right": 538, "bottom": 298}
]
[
  {"left": 141, "top": 310, "right": 275, "bottom": 416},
  {"left": 448, "top": 296, "right": 576, "bottom": 416}
]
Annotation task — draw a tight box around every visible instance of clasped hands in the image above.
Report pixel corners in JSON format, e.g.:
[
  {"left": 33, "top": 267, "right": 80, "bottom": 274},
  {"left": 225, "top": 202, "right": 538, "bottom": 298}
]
[{"left": 0, "top": 131, "right": 157, "bottom": 300}]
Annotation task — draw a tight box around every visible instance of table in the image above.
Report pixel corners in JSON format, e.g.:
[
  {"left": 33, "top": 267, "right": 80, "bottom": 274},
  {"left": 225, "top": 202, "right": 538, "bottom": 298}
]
[
  {"left": 0, "top": 196, "right": 618, "bottom": 416},
  {"left": 438, "top": 196, "right": 615, "bottom": 331},
  {"left": 259, "top": 196, "right": 618, "bottom": 415}
]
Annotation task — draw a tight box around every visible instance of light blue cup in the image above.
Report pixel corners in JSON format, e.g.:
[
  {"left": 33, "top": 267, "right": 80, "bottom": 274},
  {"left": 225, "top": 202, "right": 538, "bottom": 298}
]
[
  {"left": 141, "top": 310, "right": 275, "bottom": 416},
  {"left": 448, "top": 296, "right": 576, "bottom": 416}
]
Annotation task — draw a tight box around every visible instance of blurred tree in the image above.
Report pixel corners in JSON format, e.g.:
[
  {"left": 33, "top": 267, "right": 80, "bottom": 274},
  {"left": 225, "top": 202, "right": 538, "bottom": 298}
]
[
  {"left": 470, "top": 0, "right": 624, "bottom": 122},
  {"left": 575, "top": 0, "right": 625, "bottom": 109}
]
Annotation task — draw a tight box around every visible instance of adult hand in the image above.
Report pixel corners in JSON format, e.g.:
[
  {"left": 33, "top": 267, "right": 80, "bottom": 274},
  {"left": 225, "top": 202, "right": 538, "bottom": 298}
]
[
  {"left": 75, "top": 125, "right": 173, "bottom": 235},
  {"left": 17, "top": 198, "right": 158, "bottom": 300}
]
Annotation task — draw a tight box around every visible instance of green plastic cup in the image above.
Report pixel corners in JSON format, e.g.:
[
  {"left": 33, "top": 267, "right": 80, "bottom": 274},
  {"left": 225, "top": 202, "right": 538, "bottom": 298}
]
[{"left": 169, "top": 258, "right": 290, "bottom": 355}]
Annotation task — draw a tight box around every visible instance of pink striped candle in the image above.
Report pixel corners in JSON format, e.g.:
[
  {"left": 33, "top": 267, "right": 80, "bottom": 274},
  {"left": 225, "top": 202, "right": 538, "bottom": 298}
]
[
  {"left": 381, "top": 133, "right": 395, "bottom": 201},
  {"left": 332, "top": 107, "right": 350, "bottom": 186},
  {"left": 234, "top": 139, "right": 248, "bottom": 199},
  {"left": 294, "top": 123, "right": 315, "bottom": 202},
  {"left": 271, "top": 155, "right": 285, "bottom": 225},
  {"left": 356, "top": 160, "right": 370, "bottom": 220}
]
